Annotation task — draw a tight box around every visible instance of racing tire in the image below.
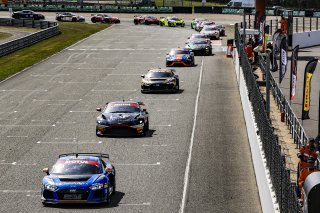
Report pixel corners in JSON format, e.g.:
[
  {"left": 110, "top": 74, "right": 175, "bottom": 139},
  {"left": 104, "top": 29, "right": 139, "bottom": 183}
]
[
  {"left": 72, "top": 17, "right": 77, "bottom": 22},
  {"left": 134, "top": 20, "right": 138, "bottom": 25},
  {"left": 146, "top": 121, "right": 149, "bottom": 131},
  {"left": 145, "top": 21, "right": 150, "bottom": 25},
  {"left": 175, "top": 82, "right": 180, "bottom": 93},
  {"left": 91, "top": 18, "right": 96, "bottom": 23},
  {"left": 96, "top": 129, "right": 102, "bottom": 137},
  {"left": 181, "top": 24, "right": 185, "bottom": 27},
  {"left": 160, "top": 22, "right": 163, "bottom": 26}
]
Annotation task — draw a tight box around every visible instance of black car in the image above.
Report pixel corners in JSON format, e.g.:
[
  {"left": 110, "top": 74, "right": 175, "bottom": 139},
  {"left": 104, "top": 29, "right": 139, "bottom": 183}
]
[
  {"left": 185, "top": 39, "right": 212, "bottom": 56},
  {"left": 96, "top": 101, "right": 149, "bottom": 136},
  {"left": 141, "top": 68, "right": 179, "bottom": 93},
  {"left": 11, "top": 10, "right": 45, "bottom": 20}
]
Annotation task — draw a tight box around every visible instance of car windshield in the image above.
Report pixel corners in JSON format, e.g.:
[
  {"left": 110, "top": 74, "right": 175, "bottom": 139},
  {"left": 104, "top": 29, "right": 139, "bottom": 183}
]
[
  {"left": 204, "top": 27, "right": 217, "bottom": 31},
  {"left": 191, "top": 40, "right": 208, "bottom": 45},
  {"left": 203, "top": 22, "right": 214, "bottom": 25},
  {"left": 170, "top": 50, "right": 189, "bottom": 54},
  {"left": 192, "top": 35, "right": 207, "bottom": 39},
  {"left": 51, "top": 160, "right": 100, "bottom": 175},
  {"left": 146, "top": 71, "right": 173, "bottom": 78},
  {"left": 170, "top": 17, "right": 180, "bottom": 20},
  {"left": 105, "top": 104, "right": 140, "bottom": 113},
  {"left": 103, "top": 14, "right": 111, "bottom": 17}
]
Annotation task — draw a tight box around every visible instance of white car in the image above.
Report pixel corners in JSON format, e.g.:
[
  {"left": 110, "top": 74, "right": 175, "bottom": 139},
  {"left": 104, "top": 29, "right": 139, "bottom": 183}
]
[
  {"left": 200, "top": 26, "right": 220, "bottom": 40},
  {"left": 197, "top": 21, "right": 215, "bottom": 32}
]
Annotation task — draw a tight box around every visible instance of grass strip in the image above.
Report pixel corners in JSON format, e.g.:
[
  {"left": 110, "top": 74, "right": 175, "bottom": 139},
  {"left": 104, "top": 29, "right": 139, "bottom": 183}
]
[
  {"left": 0, "top": 32, "right": 12, "bottom": 40},
  {"left": 0, "top": 22, "right": 109, "bottom": 81}
]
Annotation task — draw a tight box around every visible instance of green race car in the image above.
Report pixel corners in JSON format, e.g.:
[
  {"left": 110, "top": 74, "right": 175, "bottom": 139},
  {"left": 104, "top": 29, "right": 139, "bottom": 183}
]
[
  {"left": 191, "top": 18, "right": 208, "bottom": 29},
  {"left": 159, "top": 16, "right": 185, "bottom": 27}
]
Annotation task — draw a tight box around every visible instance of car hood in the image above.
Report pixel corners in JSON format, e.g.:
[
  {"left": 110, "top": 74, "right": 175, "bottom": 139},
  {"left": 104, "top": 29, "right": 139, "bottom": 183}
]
[
  {"left": 186, "top": 44, "right": 209, "bottom": 50},
  {"left": 43, "top": 174, "right": 103, "bottom": 187},
  {"left": 143, "top": 77, "right": 171, "bottom": 83},
  {"left": 100, "top": 112, "right": 142, "bottom": 123},
  {"left": 167, "top": 54, "right": 190, "bottom": 60}
]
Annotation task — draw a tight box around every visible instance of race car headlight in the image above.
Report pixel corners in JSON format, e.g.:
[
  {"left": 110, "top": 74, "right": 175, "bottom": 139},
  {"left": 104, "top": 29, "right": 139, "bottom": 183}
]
[
  {"left": 165, "top": 78, "right": 175, "bottom": 84},
  {"left": 44, "top": 184, "right": 58, "bottom": 191},
  {"left": 97, "top": 119, "right": 109, "bottom": 126},
  {"left": 167, "top": 55, "right": 175, "bottom": 61},
  {"left": 89, "top": 183, "right": 104, "bottom": 190}
]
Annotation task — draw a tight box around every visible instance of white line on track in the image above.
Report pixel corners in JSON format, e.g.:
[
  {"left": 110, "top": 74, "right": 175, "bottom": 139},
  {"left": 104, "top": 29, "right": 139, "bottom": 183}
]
[
  {"left": 55, "top": 137, "right": 77, "bottom": 140},
  {"left": 91, "top": 89, "right": 137, "bottom": 92},
  {"left": 129, "top": 52, "right": 161, "bottom": 55},
  {"left": 31, "top": 74, "right": 70, "bottom": 77},
  {"left": 136, "top": 98, "right": 180, "bottom": 101},
  {"left": 51, "top": 62, "right": 85, "bottom": 65},
  {"left": 107, "top": 74, "right": 142, "bottom": 76},
  {"left": 69, "top": 111, "right": 96, "bottom": 113},
  {"left": 119, "top": 202, "right": 151, "bottom": 206},
  {"left": 157, "top": 109, "right": 177, "bottom": 112},
  {"left": 31, "top": 119, "right": 50, "bottom": 122},
  {"left": 120, "top": 61, "right": 155, "bottom": 64},
  {"left": 0, "top": 124, "right": 55, "bottom": 127},
  {"left": 114, "top": 162, "right": 160, "bottom": 166},
  {"left": 151, "top": 124, "right": 171, "bottom": 127},
  {"left": 0, "top": 190, "right": 38, "bottom": 193},
  {"left": 7, "top": 135, "right": 28, "bottom": 138},
  {"left": 77, "top": 68, "right": 115, "bottom": 70},
  {"left": 0, "top": 162, "right": 36, "bottom": 166},
  {"left": 47, "top": 104, "right": 66, "bottom": 106},
  {"left": 179, "top": 56, "right": 204, "bottom": 213},
  {"left": 142, "top": 144, "right": 167, "bottom": 147},
  {"left": 37, "top": 141, "right": 102, "bottom": 144},
  {"left": 0, "top": 89, "right": 48, "bottom": 92},
  {"left": 58, "top": 81, "right": 98, "bottom": 84},
  {"left": 0, "top": 111, "right": 17, "bottom": 114},
  {"left": 56, "top": 121, "right": 76, "bottom": 124},
  {"left": 33, "top": 99, "right": 82, "bottom": 102}
]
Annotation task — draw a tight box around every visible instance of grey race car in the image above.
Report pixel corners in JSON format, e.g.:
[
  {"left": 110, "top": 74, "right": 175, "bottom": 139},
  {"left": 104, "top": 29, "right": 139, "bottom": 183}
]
[{"left": 185, "top": 39, "right": 212, "bottom": 56}]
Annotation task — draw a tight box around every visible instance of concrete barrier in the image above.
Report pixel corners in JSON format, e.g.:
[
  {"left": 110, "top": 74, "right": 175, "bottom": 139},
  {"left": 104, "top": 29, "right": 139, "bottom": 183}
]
[{"left": 292, "top": 31, "right": 320, "bottom": 48}]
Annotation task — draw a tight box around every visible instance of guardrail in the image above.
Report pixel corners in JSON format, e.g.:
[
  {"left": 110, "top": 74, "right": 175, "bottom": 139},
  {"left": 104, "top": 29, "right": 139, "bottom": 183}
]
[
  {"left": 0, "top": 18, "right": 60, "bottom": 57},
  {"left": 234, "top": 23, "right": 300, "bottom": 213}
]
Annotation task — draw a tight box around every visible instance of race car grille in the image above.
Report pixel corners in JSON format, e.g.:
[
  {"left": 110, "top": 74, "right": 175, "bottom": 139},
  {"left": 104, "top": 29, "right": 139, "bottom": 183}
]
[
  {"left": 43, "top": 190, "right": 54, "bottom": 199},
  {"left": 59, "top": 177, "right": 90, "bottom": 181},
  {"left": 107, "top": 127, "right": 138, "bottom": 135},
  {"left": 175, "top": 22, "right": 183, "bottom": 26},
  {"left": 93, "top": 190, "right": 105, "bottom": 198},
  {"left": 57, "top": 189, "right": 89, "bottom": 200},
  {"left": 142, "top": 84, "right": 175, "bottom": 90}
]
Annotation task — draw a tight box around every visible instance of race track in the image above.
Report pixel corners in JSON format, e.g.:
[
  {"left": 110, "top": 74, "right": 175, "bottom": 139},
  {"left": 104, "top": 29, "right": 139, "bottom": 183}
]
[{"left": 0, "top": 17, "right": 262, "bottom": 213}]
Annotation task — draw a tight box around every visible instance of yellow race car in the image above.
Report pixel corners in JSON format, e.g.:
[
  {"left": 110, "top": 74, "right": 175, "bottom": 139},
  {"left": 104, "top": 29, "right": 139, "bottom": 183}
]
[{"left": 159, "top": 16, "right": 185, "bottom": 27}]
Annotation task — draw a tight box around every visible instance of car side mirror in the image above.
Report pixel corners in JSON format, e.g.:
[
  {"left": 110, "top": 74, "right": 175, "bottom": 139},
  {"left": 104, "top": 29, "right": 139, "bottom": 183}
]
[
  {"left": 166, "top": 52, "right": 169, "bottom": 55},
  {"left": 42, "top": 168, "right": 49, "bottom": 175},
  {"left": 96, "top": 107, "right": 102, "bottom": 112},
  {"left": 187, "top": 37, "right": 190, "bottom": 39},
  {"left": 141, "top": 75, "right": 145, "bottom": 78}
]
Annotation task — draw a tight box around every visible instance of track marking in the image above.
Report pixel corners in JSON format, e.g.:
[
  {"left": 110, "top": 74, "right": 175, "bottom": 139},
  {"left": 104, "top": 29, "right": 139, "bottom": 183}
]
[
  {"left": 51, "top": 62, "right": 85, "bottom": 65},
  {"left": 157, "top": 109, "right": 177, "bottom": 112},
  {"left": 33, "top": 99, "right": 82, "bottom": 102},
  {"left": 129, "top": 52, "right": 161, "bottom": 55},
  {"left": 56, "top": 121, "right": 76, "bottom": 124},
  {"left": 0, "top": 162, "right": 36, "bottom": 166},
  {"left": 151, "top": 124, "right": 171, "bottom": 127},
  {"left": 0, "top": 111, "right": 17, "bottom": 114},
  {"left": 58, "top": 81, "right": 98, "bottom": 84},
  {"left": 7, "top": 135, "right": 28, "bottom": 138},
  {"left": 180, "top": 56, "right": 204, "bottom": 213},
  {"left": 0, "top": 89, "right": 47, "bottom": 92},
  {"left": 119, "top": 202, "right": 151, "bottom": 206},
  {"left": 68, "top": 48, "right": 167, "bottom": 51},
  {"left": 47, "top": 104, "right": 66, "bottom": 106},
  {"left": 142, "top": 144, "right": 167, "bottom": 147},
  {"left": 0, "top": 190, "right": 38, "bottom": 193},
  {"left": 0, "top": 124, "right": 55, "bottom": 127},
  {"left": 107, "top": 74, "right": 142, "bottom": 76},
  {"left": 77, "top": 68, "right": 115, "bottom": 70},
  {"left": 120, "top": 61, "right": 155, "bottom": 64},
  {"left": 31, "top": 74, "right": 70, "bottom": 77},
  {"left": 137, "top": 98, "right": 179, "bottom": 101},
  {"left": 37, "top": 140, "right": 102, "bottom": 144},
  {"left": 91, "top": 89, "right": 137, "bottom": 92},
  {"left": 69, "top": 110, "right": 96, "bottom": 113},
  {"left": 114, "top": 162, "right": 160, "bottom": 166}
]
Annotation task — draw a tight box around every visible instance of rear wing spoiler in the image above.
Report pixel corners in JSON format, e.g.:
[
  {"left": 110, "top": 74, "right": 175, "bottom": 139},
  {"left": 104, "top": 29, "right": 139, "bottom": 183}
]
[{"left": 59, "top": 153, "right": 109, "bottom": 159}]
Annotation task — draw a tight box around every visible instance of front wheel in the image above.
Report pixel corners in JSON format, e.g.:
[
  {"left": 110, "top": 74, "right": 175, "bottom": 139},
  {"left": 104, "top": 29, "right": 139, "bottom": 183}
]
[
  {"left": 175, "top": 82, "right": 179, "bottom": 93},
  {"left": 160, "top": 22, "right": 163, "bottom": 26}
]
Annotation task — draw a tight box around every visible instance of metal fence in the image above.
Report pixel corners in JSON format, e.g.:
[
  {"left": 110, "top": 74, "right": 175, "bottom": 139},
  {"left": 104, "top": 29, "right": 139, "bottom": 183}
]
[
  {"left": 234, "top": 23, "right": 301, "bottom": 213},
  {"left": 0, "top": 18, "right": 60, "bottom": 57}
]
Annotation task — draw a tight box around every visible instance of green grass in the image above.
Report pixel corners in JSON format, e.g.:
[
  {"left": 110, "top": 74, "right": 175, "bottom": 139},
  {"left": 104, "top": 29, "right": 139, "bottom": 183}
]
[
  {"left": 0, "top": 32, "right": 12, "bottom": 40},
  {"left": 0, "top": 22, "right": 109, "bottom": 81}
]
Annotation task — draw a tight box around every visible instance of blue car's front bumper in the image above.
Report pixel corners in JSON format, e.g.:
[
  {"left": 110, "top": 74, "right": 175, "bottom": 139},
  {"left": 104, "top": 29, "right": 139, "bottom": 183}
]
[{"left": 41, "top": 187, "right": 110, "bottom": 204}]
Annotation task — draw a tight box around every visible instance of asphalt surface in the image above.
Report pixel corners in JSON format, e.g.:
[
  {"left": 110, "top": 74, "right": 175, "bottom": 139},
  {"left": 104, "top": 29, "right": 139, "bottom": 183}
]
[{"left": 0, "top": 17, "right": 261, "bottom": 213}]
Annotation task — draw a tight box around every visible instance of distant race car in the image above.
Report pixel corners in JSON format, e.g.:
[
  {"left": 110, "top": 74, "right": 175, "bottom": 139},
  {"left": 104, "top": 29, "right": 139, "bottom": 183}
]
[
  {"left": 197, "top": 21, "right": 215, "bottom": 32},
  {"left": 133, "top": 15, "right": 159, "bottom": 25},
  {"left": 187, "top": 33, "right": 209, "bottom": 42},
  {"left": 216, "top": 24, "right": 226, "bottom": 36},
  {"left": 91, "top": 14, "right": 120, "bottom": 24},
  {"left": 166, "top": 48, "right": 194, "bottom": 67},
  {"left": 141, "top": 68, "right": 179, "bottom": 93},
  {"left": 96, "top": 101, "right": 149, "bottom": 136},
  {"left": 41, "top": 153, "right": 116, "bottom": 205},
  {"left": 185, "top": 39, "right": 212, "bottom": 56},
  {"left": 200, "top": 26, "right": 220, "bottom": 40},
  {"left": 159, "top": 16, "right": 185, "bottom": 27},
  {"left": 56, "top": 12, "right": 85, "bottom": 22},
  {"left": 11, "top": 10, "right": 45, "bottom": 20},
  {"left": 191, "top": 18, "right": 208, "bottom": 29}
]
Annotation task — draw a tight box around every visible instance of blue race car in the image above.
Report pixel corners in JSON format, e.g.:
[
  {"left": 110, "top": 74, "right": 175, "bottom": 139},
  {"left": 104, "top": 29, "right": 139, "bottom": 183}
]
[
  {"left": 166, "top": 48, "right": 195, "bottom": 67},
  {"left": 41, "top": 153, "right": 116, "bottom": 205}
]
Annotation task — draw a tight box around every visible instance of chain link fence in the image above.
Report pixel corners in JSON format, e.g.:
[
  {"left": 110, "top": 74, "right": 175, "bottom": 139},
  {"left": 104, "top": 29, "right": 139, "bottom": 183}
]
[{"left": 234, "top": 23, "right": 301, "bottom": 213}]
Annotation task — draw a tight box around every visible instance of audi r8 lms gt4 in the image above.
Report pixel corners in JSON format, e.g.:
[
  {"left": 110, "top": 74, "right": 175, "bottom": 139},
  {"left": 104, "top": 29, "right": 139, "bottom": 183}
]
[
  {"left": 96, "top": 101, "right": 149, "bottom": 136},
  {"left": 141, "top": 68, "right": 179, "bottom": 93},
  {"left": 56, "top": 12, "right": 85, "bottom": 22},
  {"left": 159, "top": 16, "right": 185, "bottom": 27},
  {"left": 185, "top": 39, "right": 212, "bottom": 56},
  {"left": 133, "top": 15, "right": 159, "bottom": 25},
  {"left": 200, "top": 26, "right": 220, "bottom": 40},
  {"left": 11, "top": 10, "right": 45, "bottom": 20},
  {"left": 191, "top": 18, "right": 208, "bottom": 29},
  {"left": 91, "top": 14, "right": 120, "bottom": 24},
  {"left": 166, "top": 48, "right": 194, "bottom": 67},
  {"left": 41, "top": 153, "right": 116, "bottom": 205}
]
